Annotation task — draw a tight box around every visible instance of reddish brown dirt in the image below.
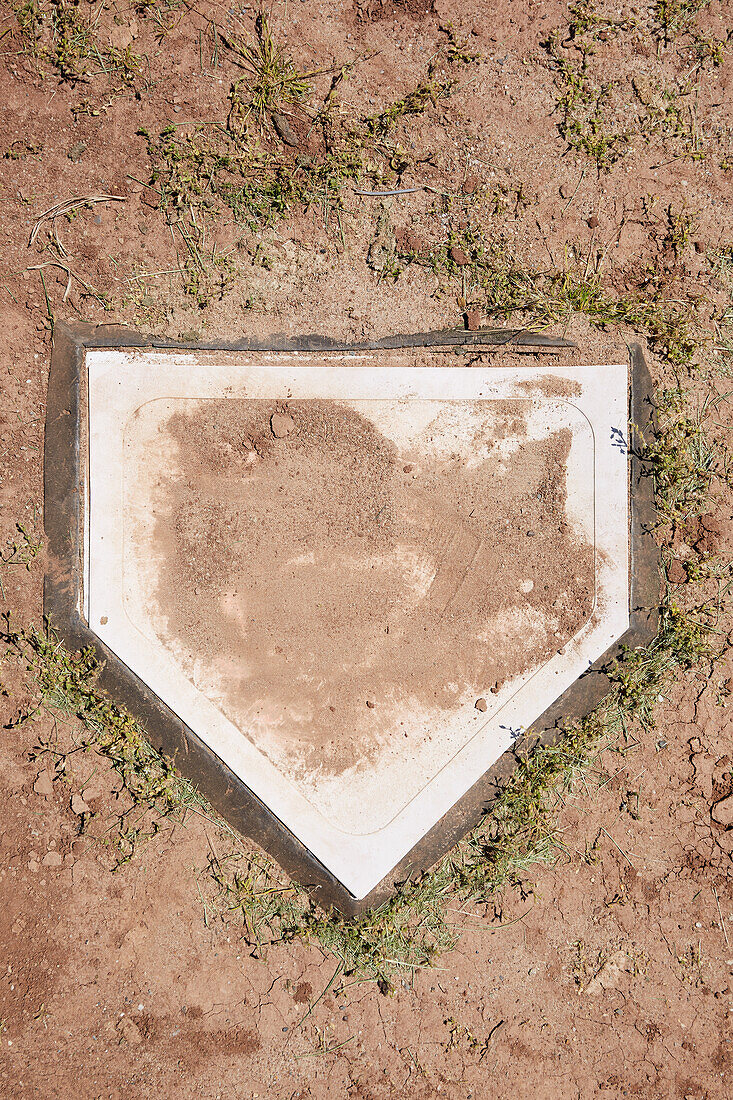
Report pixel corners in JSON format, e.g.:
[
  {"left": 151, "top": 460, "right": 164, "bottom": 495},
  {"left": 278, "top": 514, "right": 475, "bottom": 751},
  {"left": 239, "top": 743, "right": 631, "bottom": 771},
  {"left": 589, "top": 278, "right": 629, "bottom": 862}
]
[
  {"left": 150, "top": 397, "right": 592, "bottom": 774},
  {"left": 1, "top": 0, "right": 733, "bottom": 1097}
]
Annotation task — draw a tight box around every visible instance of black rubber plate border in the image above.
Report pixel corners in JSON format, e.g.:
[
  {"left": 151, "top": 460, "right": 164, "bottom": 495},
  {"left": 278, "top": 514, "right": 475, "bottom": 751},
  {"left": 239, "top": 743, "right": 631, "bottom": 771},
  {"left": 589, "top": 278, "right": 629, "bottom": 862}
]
[{"left": 43, "top": 321, "right": 660, "bottom": 917}]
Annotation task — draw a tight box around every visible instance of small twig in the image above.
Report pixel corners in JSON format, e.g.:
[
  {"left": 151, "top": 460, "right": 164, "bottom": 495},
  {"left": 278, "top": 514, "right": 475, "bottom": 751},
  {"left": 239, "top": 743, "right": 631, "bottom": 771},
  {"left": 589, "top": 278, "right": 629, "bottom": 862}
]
[
  {"left": 126, "top": 173, "right": 162, "bottom": 196},
  {"left": 26, "top": 261, "right": 106, "bottom": 307},
  {"left": 195, "top": 876, "right": 210, "bottom": 927},
  {"left": 562, "top": 167, "right": 586, "bottom": 213},
  {"left": 486, "top": 1019, "right": 506, "bottom": 1045},
  {"left": 29, "top": 194, "right": 126, "bottom": 248},
  {"left": 294, "top": 962, "right": 342, "bottom": 1031},
  {"left": 600, "top": 825, "right": 635, "bottom": 868},
  {"left": 37, "top": 268, "right": 54, "bottom": 330},
  {"left": 713, "top": 886, "right": 729, "bottom": 946},
  {"left": 353, "top": 187, "right": 421, "bottom": 196}
]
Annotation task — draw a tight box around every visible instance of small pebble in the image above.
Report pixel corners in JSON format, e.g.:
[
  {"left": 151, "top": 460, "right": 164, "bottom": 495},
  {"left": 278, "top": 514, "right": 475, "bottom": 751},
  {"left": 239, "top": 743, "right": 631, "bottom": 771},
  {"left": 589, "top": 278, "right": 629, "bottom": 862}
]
[
  {"left": 475, "top": 698, "right": 488, "bottom": 712},
  {"left": 588, "top": 215, "right": 599, "bottom": 229},
  {"left": 366, "top": 700, "right": 376, "bottom": 709}
]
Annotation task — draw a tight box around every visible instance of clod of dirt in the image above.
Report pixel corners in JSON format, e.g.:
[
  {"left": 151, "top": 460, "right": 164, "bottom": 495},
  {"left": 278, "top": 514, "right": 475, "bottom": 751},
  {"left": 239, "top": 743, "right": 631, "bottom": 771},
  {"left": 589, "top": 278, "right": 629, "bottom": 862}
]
[
  {"left": 67, "top": 142, "right": 87, "bottom": 162},
  {"left": 711, "top": 794, "right": 733, "bottom": 827},
  {"left": 588, "top": 216, "right": 599, "bottom": 229},
  {"left": 117, "top": 1017, "right": 143, "bottom": 1045},
  {"left": 354, "top": 0, "right": 435, "bottom": 21},
  {"left": 33, "top": 771, "right": 54, "bottom": 798},
  {"left": 717, "top": 830, "right": 733, "bottom": 854},
  {"left": 71, "top": 793, "right": 90, "bottom": 815},
  {"left": 366, "top": 700, "right": 376, "bottom": 709},
  {"left": 42, "top": 851, "right": 63, "bottom": 868},
  {"left": 449, "top": 246, "right": 470, "bottom": 266},
  {"left": 465, "top": 309, "right": 481, "bottom": 331},
  {"left": 667, "top": 559, "right": 688, "bottom": 584},
  {"left": 559, "top": 183, "right": 572, "bottom": 199},
  {"left": 292, "top": 981, "right": 312, "bottom": 1004},
  {"left": 475, "top": 698, "right": 488, "bottom": 712},
  {"left": 583, "top": 950, "right": 633, "bottom": 995},
  {"left": 270, "top": 412, "right": 296, "bottom": 438},
  {"left": 697, "top": 513, "right": 730, "bottom": 554},
  {"left": 462, "top": 174, "right": 480, "bottom": 195},
  {"left": 692, "top": 751, "right": 716, "bottom": 800},
  {"left": 395, "top": 228, "right": 425, "bottom": 253},
  {"left": 108, "top": 20, "right": 137, "bottom": 49}
]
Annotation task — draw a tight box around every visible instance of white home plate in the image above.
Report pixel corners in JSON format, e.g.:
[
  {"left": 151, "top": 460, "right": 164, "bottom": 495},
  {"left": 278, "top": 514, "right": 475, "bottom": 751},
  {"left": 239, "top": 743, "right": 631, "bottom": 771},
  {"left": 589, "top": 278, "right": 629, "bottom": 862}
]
[{"left": 85, "top": 348, "right": 629, "bottom": 899}]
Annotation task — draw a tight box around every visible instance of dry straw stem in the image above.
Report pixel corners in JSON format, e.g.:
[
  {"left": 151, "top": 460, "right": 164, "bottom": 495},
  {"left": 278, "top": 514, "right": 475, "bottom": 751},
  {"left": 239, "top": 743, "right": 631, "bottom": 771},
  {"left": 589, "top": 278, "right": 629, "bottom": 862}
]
[{"left": 28, "top": 194, "right": 126, "bottom": 251}]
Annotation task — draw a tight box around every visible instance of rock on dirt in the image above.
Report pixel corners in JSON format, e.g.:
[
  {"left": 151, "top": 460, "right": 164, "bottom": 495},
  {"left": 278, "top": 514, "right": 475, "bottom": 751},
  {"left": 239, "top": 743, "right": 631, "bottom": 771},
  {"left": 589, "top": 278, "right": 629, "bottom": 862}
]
[
  {"left": 116, "top": 1017, "right": 143, "bottom": 1045},
  {"left": 42, "top": 851, "right": 63, "bottom": 868},
  {"left": 465, "top": 309, "right": 482, "bottom": 331},
  {"left": 271, "top": 112, "right": 300, "bottom": 148},
  {"left": 667, "top": 559, "right": 688, "bottom": 584},
  {"left": 475, "top": 698, "right": 488, "bottom": 712},
  {"left": 33, "top": 771, "right": 54, "bottom": 798}
]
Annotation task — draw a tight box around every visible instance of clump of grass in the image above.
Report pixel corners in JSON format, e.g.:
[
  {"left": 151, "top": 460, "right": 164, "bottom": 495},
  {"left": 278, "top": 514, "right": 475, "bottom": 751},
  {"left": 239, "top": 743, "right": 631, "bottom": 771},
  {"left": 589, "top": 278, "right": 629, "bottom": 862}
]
[
  {"left": 0, "top": 524, "right": 42, "bottom": 600},
  {"left": 1, "top": 523, "right": 41, "bottom": 571},
  {"left": 646, "top": 389, "right": 719, "bottom": 521},
  {"left": 225, "top": 12, "right": 318, "bottom": 134},
  {"left": 363, "top": 78, "right": 454, "bottom": 138},
  {"left": 138, "top": 17, "right": 478, "bottom": 253},
  {"left": 542, "top": 4, "right": 634, "bottom": 171},
  {"left": 400, "top": 226, "right": 699, "bottom": 367},
  {"left": 545, "top": 1, "right": 726, "bottom": 169},
  {"left": 654, "top": 0, "right": 711, "bottom": 41},
  {"left": 11, "top": 0, "right": 142, "bottom": 84}
]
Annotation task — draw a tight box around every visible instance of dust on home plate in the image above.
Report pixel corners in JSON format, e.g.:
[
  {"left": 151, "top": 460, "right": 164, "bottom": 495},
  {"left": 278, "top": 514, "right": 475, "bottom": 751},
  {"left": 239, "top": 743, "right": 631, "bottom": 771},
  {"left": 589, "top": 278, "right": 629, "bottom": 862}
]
[{"left": 141, "top": 397, "right": 595, "bottom": 780}]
